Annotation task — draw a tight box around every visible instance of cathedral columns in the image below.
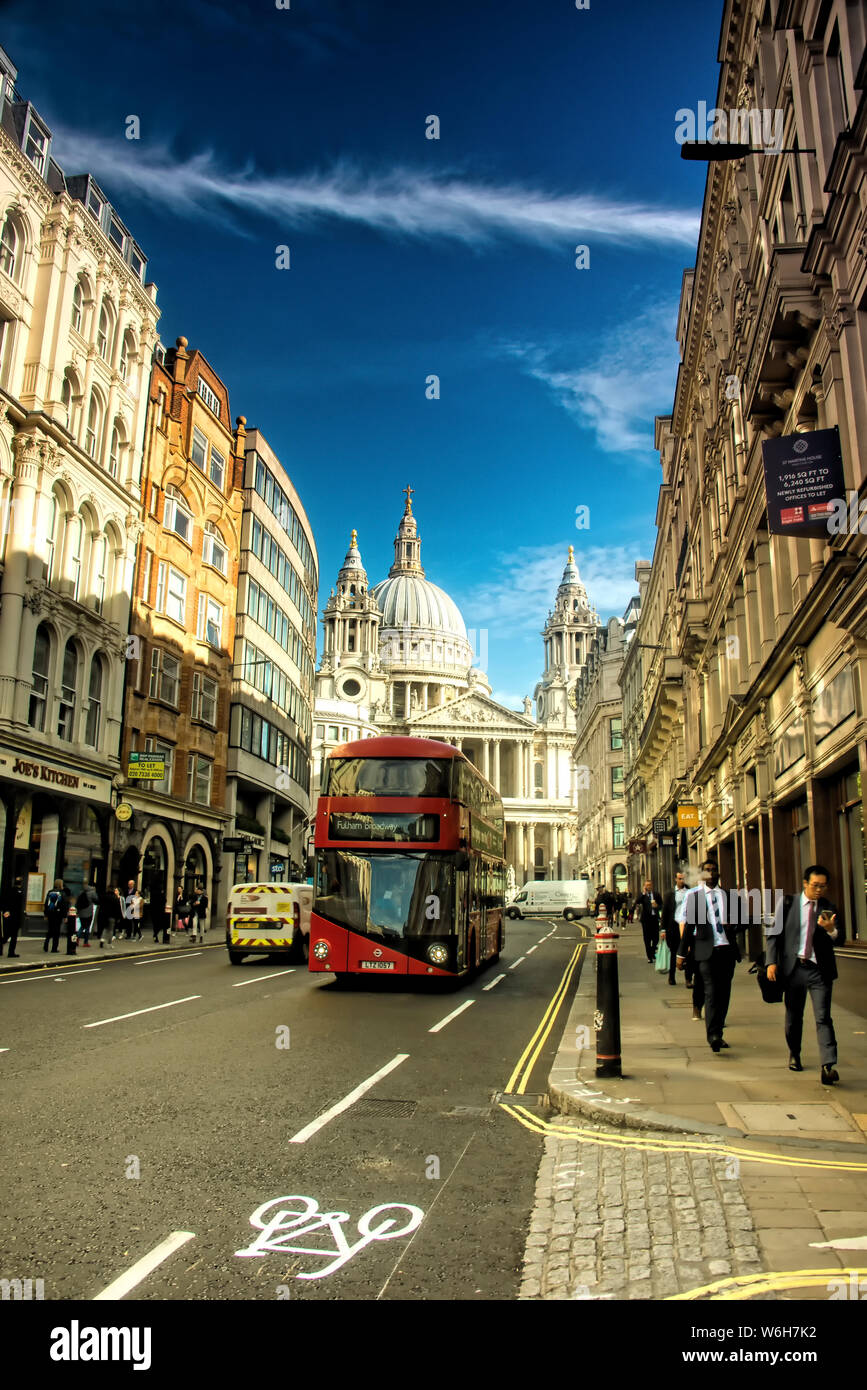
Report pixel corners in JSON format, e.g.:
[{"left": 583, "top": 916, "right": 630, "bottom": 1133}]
[
  {"left": 483, "top": 740, "right": 490, "bottom": 782},
  {"left": 527, "top": 823, "right": 535, "bottom": 879},
  {"left": 493, "top": 740, "right": 501, "bottom": 792}
]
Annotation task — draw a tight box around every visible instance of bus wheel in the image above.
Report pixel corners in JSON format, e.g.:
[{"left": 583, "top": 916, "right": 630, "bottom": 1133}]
[
  {"left": 563, "top": 909, "right": 576, "bottom": 921},
  {"left": 228, "top": 952, "right": 244, "bottom": 965}
]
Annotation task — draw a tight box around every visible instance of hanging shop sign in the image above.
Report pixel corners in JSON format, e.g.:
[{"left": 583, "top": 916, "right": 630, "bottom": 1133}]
[
  {"left": 677, "top": 804, "right": 700, "bottom": 828},
  {"left": 115, "top": 802, "right": 133, "bottom": 823},
  {"left": 761, "top": 426, "right": 845, "bottom": 538}
]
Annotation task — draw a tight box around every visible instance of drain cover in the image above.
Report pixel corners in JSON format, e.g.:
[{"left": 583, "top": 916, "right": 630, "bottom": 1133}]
[
  {"left": 352, "top": 1098, "right": 417, "bottom": 1118},
  {"left": 728, "top": 1102, "right": 852, "bottom": 1133}
]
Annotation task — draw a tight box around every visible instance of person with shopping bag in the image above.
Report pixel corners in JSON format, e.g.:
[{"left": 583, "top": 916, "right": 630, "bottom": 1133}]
[{"left": 660, "top": 870, "right": 688, "bottom": 987}]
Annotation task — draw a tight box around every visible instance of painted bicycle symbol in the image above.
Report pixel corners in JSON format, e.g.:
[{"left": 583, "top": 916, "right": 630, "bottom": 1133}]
[{"left": 234, "top": 1194, "right": 424, "bottom": 1280}]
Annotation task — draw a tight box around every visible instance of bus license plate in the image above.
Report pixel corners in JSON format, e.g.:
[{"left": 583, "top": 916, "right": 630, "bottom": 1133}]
[{"left": 360, "top": 960, "right": 395, "bottom": 970}]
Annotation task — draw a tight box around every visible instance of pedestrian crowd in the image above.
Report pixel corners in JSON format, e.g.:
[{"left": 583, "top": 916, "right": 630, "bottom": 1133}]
[
  {"left": 0, "top": 877, "right": 209, "bottom": 957},
  {"left": 592, "top": 860, "right": 845, "bottom": 1087}
]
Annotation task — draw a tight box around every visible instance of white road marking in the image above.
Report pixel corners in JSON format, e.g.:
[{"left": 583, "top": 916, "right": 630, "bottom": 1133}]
[
  {"left": 289, "top": 1053, "right": 410, "bottom": 1144},
  {"left": 526, "top": 945, "right": 538, "bottom": 954},
  {"left": 93, "top": 1230, "right": 196, "bottom": 1300},
  {"left": 482, "top": 974, "right": 506, "bottom": 991},
  {"left": 0, "top": 1047, "right": 8, "bottom": 1053},
  {"left": 509, "top": 956, "right": 526, "bottom": 970},
  {"left": 810, "top": 1235, "right": 867, "bottom": 1250},
  {"left": 135, "top": 953, "right": 203, "bottom": 965},
  {"left": 232, "top": 969, "right": 296, "bottom": 987},
  {"left": 83, "top": 996, "right": 201, "bottom": 1029},
  {"left": 428, "top": 999, "right": 475, "bottom": 1033},
  {"left": 61, "top": 968, "right": 101, "bottom": 976}
]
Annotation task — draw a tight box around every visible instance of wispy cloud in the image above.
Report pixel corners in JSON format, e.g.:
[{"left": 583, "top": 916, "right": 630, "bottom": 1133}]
[
  {"left": 502, "top": 305, "right": 681, "bottom": 455},
  {"left": 53, "top": 130, "right": 700, "bottom": 250},
  {"left": 461, "top": 543, "right": 643, "bottom": 640}
]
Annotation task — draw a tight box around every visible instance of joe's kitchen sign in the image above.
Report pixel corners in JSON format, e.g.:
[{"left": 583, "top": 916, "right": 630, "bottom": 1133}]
[{"left": 0, "top": 749, "right": 109, "bottom": 802}]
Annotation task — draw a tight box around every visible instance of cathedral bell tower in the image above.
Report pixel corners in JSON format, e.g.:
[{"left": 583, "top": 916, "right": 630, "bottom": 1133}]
[
  {"left": 534, "top": 546, "right": 599, "bottom": 728},
  {"left": 320, "top": 530, "right": 382, "bottom": 673}
]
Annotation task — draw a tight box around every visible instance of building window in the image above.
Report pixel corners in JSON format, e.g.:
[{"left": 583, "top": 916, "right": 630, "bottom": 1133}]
[
  {"left": 23, "top": 113, "right": 48, "bottom": 175},
  {"left": 197, "top": 593, "right": 223, "bottom": 647},
  {"left": 144, "top": 737, "right": 174, "bottom": 795},
  {"left": 108, "top": 424, "right": 121, "bottom": 479},
  {"left": 119, "top": 331, "right": 135, "bottom": 383},
  {"left": 84, "top": 655, "right": 103, "bottom": 747},
  {"left": 202, "top": 522, "right": 227, "bottom": 574},
  {"left": 156, "top": 562, "right": 187, "bottom": 625},
  {"left": 85, "top": 395, "right": 103, "bottom": 459},
  {"left": 612, "top": 816, "right": 625, "bottom": 849},
  {"left": 96, "top": 304, "right": 110, "bottom": 360},
  {"left": 44, "top": 494, "right": 58, "bottom": 583},
  {"left": 316, "top": 724, "right": 324, "bottom": 739},
  {"left": 67, "top": 514, "right": 83, "bottom": 601},
  {"left": 163, "top": 486, "right": 193, "bottom": 545},
  {"left": 191, "top": 672, "right": 218, "bottom": 726},
  {"left": 191, "top": 426, "right": 208, "bottom": 471},
  {"left": 150, "top": 483, "right": 160, "bottom": 517},
  {"left": 611, "top": 765, "right": 624, "bottom": 797},
  {"left": 149, "top": 648, "right": 180, "bottom": 706},
  {"left": 58, "top": 640, "right": 78, "bottom": 740},
  {"left": 197, "top": 377, "right": 221, "bottom": 417},
  {"left": 610, "top": 716, "right": 623, "bottom": 750},
  {"left": 29, "top": 624, "right": 51, "bottom": 730},
  {"left": 91, "top": 534, "right": 107, "bottom": 613},
  {"left": 188, "top": 754, "right": 212, "bottom": 806},
  {"left": 209, "top": 446, "right": 224, "bottom": 490},
  {"left": 86, "top": 186, "right": 103, "bottom": 221},
  {"left": 327, "top": 725, "right": 339, "bottom": 740},
  {"left": 140, "top": 549, "right": 152, "bottom": 604},
  {"left": 0, "top": 215, "right": 19, "bottom": 280},
  {"left": 71, "top": 281, "right": 83, "bottom": 333}
]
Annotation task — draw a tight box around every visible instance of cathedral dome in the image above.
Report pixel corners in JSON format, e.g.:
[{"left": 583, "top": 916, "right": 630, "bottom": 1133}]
[{"left": 372, "top": 573, "right": 469, "bottom": 642}]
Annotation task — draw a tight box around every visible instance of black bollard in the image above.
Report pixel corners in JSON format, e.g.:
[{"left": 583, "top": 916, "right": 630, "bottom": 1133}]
[{"left": 595, "top": 906, "right": 622, "bottom": 1078}]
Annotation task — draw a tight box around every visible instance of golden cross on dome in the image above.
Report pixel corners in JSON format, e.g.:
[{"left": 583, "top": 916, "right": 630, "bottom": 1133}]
[
  {"left": 403, "top": 484, "right": 414, "bottom": 511},
  {"left": 568, "top": 545, "right": 574, "bottom": 562},
  {"left": 351, "top": 529, "right": 358, "bottom": 545}
]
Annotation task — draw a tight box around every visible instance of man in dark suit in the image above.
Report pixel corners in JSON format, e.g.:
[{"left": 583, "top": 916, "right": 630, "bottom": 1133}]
[
  {"left": 637, "top": 879, "right": 663, "bottom": 963},
  {"left": 676, "top": 858, "right": 741, "bottom": 1052},
  {"left": 765, "top": 864, "right": 844, "bottom": 1085},
  {"left": 1, "top": 874, "right": 24, "bottom": 956},
  {"left": 660, "top": 870, "right": 687, "bottom": 986}
]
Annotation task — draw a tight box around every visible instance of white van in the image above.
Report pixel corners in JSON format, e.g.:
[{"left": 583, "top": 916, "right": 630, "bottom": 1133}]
[
  {"left": 505, "top": 879, "right": 591, "bottom": 921},
  {"left": 226, "top": 882, "right": 312, "bottom": 965}
]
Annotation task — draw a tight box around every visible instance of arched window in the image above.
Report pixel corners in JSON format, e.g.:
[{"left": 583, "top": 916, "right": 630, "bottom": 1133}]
[
  {"left": 65, "top": 513, "right": 83, "bottom": 600},
  {"left": 0, "top": 214, "right": 19, "bottom": 281},
  {"left": 28, "top": 624, "right": 51, "bottom": 730},
  {"left": 118, "top": 329, "right": 136, "bottom": 383},
  {"left": 71, "top": 280, "right": 83, "bottom": 333},
  {"left": 202, "top": 521, "right": 227, "bottom": 574},
  {"left": 85, "top": 393, "right": 103, "bottom": 459},
  {"left": 58, "top": 640, "right": 78, "bottom": 739},
  {"left": 90, "top": 533, "right": 107, "bottom": 612},
  {"left": 84, "top": 655, "right": 104, "bottom": 747},
  {"left": 109, "top": 422, "right": 121, "bottom": 478},
  {"left": 44, "top": 493, "right": 61, "bottom": 583}
]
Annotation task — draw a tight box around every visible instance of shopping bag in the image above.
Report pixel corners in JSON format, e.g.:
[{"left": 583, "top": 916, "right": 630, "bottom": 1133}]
[{"left": 654, "top": 939, "right": 671, "bottom": 973}]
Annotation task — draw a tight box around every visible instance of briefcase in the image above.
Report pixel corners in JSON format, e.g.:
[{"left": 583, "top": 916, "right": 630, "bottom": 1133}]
[{"left": 749, "top": 958, "right": 784, "bottom": 1004}]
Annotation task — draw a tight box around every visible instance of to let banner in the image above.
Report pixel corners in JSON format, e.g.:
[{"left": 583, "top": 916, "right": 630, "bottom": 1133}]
[{"left": 761, "top": 426, "right": 845, "bottom": 538}]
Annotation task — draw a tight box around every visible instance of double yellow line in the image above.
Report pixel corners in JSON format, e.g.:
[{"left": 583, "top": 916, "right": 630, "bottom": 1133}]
[
  {"left": 668, "top": 1267, "right": 867, "bottom": 1301},
  {"left": 503, "top": 934, "right": 586, "bottom": 1096}
]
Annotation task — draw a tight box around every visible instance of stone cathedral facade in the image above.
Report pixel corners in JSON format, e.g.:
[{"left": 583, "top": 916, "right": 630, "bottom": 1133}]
[{"left": 313, "top": 489, "right": 600, "bottom": 884}]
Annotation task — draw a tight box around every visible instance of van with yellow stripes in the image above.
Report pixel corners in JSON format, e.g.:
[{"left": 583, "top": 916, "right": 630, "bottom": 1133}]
[{"left": 226, "top": 882, "right": 312, "bottom": 966}]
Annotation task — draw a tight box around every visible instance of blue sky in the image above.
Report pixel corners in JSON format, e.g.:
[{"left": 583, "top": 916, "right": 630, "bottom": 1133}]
[{"left": 4, "top": 0, "right": 721, "bottom": 706}]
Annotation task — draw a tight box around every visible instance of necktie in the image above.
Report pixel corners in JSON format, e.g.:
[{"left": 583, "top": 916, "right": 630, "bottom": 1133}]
[{"left": 804, "top": 900, "right": 816, "bottom": 961}]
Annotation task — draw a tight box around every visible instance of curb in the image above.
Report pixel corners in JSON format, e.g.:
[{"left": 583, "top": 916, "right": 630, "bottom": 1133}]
[
  {"left": 0, "top": 939, "right": 224, "bottom": 977},
  {"left": 545, "top": 918, "right": 867, "bottom": 1153}
]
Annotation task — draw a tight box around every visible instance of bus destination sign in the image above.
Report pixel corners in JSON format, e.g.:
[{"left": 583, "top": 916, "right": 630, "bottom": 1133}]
[{"left": 329, "top": 812, "right": 439, "bottom": 842}]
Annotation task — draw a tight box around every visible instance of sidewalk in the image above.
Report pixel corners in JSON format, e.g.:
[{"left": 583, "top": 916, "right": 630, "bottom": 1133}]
[
  {"left": 0, "top": 926, "right": 222, "bottom": 974},
  {"left": 548, "top": 916, "right": 867, "bottom": 1146}
]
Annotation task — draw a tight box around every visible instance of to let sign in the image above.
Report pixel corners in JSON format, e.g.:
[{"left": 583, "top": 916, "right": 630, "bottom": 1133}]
[
  {"left": 761, "top": 426, "right": 845, "bottom": 538},
  {"left": 128, "top": 753, "right": 165, "bottom": 780}
]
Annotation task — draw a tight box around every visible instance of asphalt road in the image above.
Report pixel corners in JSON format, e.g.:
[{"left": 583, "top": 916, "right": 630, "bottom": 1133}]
[{"left": 0, "top": 917, "right": 588, "bottom": 1302}]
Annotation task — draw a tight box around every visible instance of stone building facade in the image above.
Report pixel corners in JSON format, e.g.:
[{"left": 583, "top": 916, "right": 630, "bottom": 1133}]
[
  {"left": 114, "top": 338, "right": 243, "bottom": 933},
  {"left": 0, "top": 48, "right": 160, "bottom": 918},
  {"left": 571, "top": 616, "right": 631, "bottom": 894},
  {"left": 622, "top": 0, "right": 867, "bottom": 939}
]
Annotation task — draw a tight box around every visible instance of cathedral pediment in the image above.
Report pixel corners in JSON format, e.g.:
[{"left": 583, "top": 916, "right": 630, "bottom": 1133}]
[{"left": 409, "top": 692, "right": 535, "bottom": 731}]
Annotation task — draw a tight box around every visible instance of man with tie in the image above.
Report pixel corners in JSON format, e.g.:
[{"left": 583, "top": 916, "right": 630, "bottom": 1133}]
[
  {"left": 637, "top": 879, "right": 663, "bottom": 963},
  {"left": 676, "top": 858, "right": 741, "bottom": 1052},
  {"left": 765, "top": 864, "right": 844, "bottom": 1086}
]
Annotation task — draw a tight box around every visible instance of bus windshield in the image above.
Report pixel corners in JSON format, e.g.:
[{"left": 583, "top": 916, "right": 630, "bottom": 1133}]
[
  {"left": 323, "top": 757, "right": 452, "bottom": 799},
  {"left": 314, "top": 850, "right": 454, "bottom": 941}
]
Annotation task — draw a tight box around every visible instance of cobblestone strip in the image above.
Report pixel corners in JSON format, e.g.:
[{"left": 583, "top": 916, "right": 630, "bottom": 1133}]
[{"left": 519, "top": 1124, "right": 763, "bottom": 1300}]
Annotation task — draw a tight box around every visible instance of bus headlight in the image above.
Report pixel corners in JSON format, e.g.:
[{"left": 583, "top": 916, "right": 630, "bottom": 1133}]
[
  {"left": 313, "top": 940, "right": 330, "bottom": 960},
  {"left": 427, "top": 943, "right": 449, "bottom": 966}
]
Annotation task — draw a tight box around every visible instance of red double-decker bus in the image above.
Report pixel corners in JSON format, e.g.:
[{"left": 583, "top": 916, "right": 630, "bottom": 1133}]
[{"left": 310, "top": 736, "right": 506, "bottom": 981}]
